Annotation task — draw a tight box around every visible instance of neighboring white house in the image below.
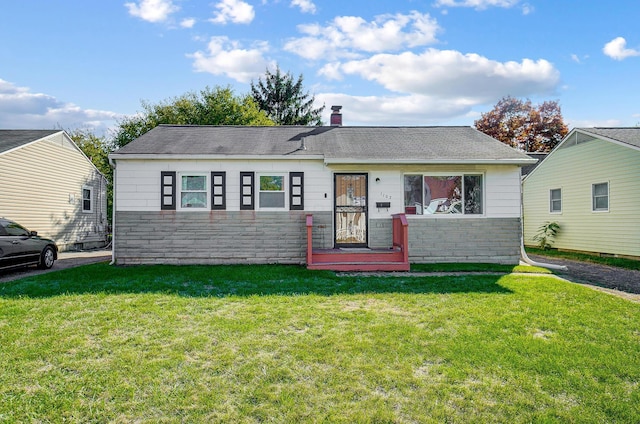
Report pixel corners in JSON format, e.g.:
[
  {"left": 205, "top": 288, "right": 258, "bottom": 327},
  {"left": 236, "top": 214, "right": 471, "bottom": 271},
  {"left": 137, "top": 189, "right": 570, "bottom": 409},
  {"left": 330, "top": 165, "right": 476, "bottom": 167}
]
[
  {"left": 0, "top": 130, "right": 109, "bottom": 251},
  {"left": 523, "top": 127, "right": 640, "bottom": 259},
  {"left": 108, "top": 109, "right": 535, "bottom": 268}
]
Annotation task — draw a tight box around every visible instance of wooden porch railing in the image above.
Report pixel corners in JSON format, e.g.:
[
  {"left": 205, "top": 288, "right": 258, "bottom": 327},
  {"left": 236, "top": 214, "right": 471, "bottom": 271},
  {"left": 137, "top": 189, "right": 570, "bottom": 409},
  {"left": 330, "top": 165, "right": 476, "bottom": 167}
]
[
  {"left": 306, "top": 214, "right": 314, "bottom": 267},
  {"left": 392, "top": 213, "right": 409, "bottom": 264},
  {"left": 306, "top": 213, "right": 409, "bottom": 271}
]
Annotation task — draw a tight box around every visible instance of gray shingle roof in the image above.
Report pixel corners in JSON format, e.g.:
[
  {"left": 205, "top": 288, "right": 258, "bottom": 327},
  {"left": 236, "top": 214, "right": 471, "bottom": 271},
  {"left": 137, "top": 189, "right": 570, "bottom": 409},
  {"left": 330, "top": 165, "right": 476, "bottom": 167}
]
[
  {"left": 111, "top": 125, "right": 534, "bottom": 164},
  {"left": 0, "top": 130, "right": 60, "bottom": 154},
  {"left": 578, "top": 127, "right": 640, "bottom": 149}
]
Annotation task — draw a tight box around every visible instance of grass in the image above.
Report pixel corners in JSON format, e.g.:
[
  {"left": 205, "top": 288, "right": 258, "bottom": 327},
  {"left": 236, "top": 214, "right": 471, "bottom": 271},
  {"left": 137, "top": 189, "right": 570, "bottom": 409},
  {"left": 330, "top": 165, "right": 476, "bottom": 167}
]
[
  {"left": 1, "top": 263, "right": 639, "bottom": 423},
  {"left": 527, "top": 246, "right": 640, "bottom": 271}
]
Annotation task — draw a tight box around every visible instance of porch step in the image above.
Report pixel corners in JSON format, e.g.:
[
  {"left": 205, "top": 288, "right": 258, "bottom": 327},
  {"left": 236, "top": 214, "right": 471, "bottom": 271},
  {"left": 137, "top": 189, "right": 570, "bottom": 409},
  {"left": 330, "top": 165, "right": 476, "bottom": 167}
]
[
  {"left": 312, "top": 249, "right": 404, "bottom": 264},
  {"left": 308, "top": 261, "right": 410, "bottom": 272}
]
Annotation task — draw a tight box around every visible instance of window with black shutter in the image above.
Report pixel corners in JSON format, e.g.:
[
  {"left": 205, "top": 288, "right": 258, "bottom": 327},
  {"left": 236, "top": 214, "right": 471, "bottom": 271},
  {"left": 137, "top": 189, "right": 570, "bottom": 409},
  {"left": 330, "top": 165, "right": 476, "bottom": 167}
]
[
  {"left": 240, "top": 172, "right": 254, "bottom": 210},
  {"left": 289, "top": 172, "right": 304, "bottom": 210},
  {"left": 211, "top": 172, "right": 226, "bottom": 210},
  {"left": 161, "top": 171, "right": 176, "bottom": 210}
]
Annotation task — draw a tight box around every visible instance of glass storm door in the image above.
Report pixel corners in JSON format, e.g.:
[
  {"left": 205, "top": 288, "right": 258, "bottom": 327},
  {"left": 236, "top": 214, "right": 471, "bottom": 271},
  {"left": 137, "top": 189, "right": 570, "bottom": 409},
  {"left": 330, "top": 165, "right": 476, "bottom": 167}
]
[{"left": 334, "top": 173, "right": 368, "bottom": 247}]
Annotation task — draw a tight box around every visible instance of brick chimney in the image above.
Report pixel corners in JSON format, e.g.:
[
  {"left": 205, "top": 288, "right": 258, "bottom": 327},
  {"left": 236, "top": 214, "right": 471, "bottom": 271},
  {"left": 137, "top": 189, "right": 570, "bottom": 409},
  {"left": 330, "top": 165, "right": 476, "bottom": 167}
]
[{"left": 330, "top": 105, "right": 342, "bottom": 126}]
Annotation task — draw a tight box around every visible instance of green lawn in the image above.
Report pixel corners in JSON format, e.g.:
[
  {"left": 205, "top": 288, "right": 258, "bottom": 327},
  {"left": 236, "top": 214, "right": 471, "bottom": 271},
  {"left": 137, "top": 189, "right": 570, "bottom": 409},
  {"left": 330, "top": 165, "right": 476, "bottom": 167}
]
[{"left": 1, "top": 264, "right": 638, "bottom": 423}]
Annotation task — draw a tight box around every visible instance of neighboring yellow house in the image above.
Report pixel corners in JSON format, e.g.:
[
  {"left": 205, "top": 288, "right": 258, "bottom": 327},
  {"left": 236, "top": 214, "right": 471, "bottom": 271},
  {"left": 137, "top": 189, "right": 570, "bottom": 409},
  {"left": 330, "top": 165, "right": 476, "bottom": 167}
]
[
  {"left": 0, "top": 130, "right": 109, "bottom": 251},
  {"left": 523, "top": 127, "right": 640, "bottom": 259}
]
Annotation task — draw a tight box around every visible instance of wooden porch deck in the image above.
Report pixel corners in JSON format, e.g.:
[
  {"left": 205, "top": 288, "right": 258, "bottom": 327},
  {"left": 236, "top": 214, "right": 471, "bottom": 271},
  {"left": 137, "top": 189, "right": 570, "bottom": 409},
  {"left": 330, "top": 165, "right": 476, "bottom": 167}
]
[{"left": 306, "top": 214, "right": 410, "bottom": 272}]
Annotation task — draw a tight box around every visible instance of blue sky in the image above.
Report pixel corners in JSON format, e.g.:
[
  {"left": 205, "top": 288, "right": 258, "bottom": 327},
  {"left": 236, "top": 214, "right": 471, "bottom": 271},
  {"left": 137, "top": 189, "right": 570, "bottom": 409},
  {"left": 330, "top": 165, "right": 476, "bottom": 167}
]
[{"left": 1, "top": 0, "right": 639, "bottom": 135}]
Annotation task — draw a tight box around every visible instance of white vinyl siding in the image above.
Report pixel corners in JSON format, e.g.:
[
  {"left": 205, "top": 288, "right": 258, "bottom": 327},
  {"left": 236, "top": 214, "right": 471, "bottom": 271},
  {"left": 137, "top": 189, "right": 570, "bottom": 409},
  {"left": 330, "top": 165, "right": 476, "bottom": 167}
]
[
  {"left": 523, "top": 135, "right": 640, "bottom": 257},
  {"left": 115, "top": 160, "right": 333, "bottom": 212},
  {"left": 115, "top": 161, "right": 523, "bottom": 219}
]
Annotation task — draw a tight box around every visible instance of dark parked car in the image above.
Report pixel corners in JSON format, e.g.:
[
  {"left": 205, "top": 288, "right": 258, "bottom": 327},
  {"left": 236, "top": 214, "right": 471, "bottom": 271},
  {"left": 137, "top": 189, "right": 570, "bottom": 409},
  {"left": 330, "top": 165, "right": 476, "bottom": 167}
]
[{"left": 0, "top": 218, "right": 58, "bottom": 271}]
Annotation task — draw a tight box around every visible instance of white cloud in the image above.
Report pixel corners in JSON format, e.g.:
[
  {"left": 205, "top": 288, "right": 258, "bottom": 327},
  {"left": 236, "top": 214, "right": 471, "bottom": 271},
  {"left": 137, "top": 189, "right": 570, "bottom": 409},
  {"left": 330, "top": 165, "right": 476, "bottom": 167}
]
[
  {"left": 188, "top": 37, "right": 274, "bottom": 83},
  {"left": 284, "top": 11, "right": 440, "bottom": 60},
  {"left": 315, "top": 92, "right": 477, "bottom": 125},
  {"left": 521, "top": 3, "right": 534, "bottom": 14},
  {"left": 291, "top": 0, "right": 316, "bottom": 14},
  {"left": 323, "top": 49, "right": 559, "bottom": 103},
  {"left": 567, "top": 118, "right": 623, "bottom": 128},
  {"left": 0, "top": 79, "right": 121, "bottom": 133},
  {"left": 125, "top": 0, "right": 179, "bottom": 23},
  {"left": 434, "top": 0, "right": 520, "bottom": 9},
  {"left": 603, "top": 37, "right": 640, "bottom": 61},
  {"left": 180, "top": 18, "right": 196, "bottom": 28},
  {"left": 571, "top": 53, "right": 589, "bottom": 64},
  {"left": 210, "top": 0, "right": 255, "bottom": 24}
]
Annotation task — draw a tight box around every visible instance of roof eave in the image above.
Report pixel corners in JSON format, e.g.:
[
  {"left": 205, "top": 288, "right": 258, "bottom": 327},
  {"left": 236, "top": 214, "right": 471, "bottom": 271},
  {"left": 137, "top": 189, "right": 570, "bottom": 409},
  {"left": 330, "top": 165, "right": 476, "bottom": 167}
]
[
  {"left": 0, "top": 130, "right": 64, "bottom": 157},
  {"left": 108, "top": 153, "right": 326, "bottom": 161},
  {"left": 575, "top": 128, "right": 640, "bottom": 151},
  {"left": 323, "top": 158, "right": 537, "bottom": 165}
]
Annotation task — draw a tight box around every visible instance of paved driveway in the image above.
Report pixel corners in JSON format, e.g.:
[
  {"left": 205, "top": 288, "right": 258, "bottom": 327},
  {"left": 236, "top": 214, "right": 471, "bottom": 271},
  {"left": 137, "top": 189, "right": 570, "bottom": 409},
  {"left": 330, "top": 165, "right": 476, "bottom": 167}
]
[
  {"left": 0, "top": 249, "right": 111, "bottom": 283},
  {"left": 529, "top": 254, "right": 640, "bottom": 302}
]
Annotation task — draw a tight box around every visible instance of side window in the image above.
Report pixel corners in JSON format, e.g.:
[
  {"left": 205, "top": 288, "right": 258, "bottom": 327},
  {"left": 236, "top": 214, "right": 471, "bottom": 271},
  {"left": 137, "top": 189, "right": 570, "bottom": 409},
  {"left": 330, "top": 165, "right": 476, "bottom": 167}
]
[
  {"left": 403, "top": 175, "right": 423, "bottom": 215},
  {"left": 289, "top": 172, "right": 304, "bottom": 210},
  {"left": 463, "top": 175, "right": 483, "bottom": 214},
  {"left": 82, "top": 186, "right": 93, "bottom": 213},
  {"left": 240, "top": 172, "right": 255, "bottom": 210},
  {"left": 259, "top": 174, "right": 286, "bottom": 209},
  {"left": 592, "top": 182, "right": 609, "bottom": 212},
  {"left": 180, "top": 174, "right": 208, "bottom": 209},
  {"left": 550, "top": 188, "right": 562, "bottom": 213},
  {"left": 211, "top": 172, "right": 226, "bottom": 210},
  {"left": 161, "top": 171, "right": 176, "bottom": 210}
]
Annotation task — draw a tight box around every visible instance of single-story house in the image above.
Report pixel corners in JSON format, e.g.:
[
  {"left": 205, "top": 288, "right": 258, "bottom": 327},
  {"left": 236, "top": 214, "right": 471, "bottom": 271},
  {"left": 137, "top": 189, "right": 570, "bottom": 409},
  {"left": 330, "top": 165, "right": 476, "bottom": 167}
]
[
  {"left": 109, "top": 108, "right": 535, "bottom": 270},
  {"left": 0, "top": 130, "right": 109, "bottom": 251},
  {"left": 523, "top": 127, "right": 640, "bottom": 259}
]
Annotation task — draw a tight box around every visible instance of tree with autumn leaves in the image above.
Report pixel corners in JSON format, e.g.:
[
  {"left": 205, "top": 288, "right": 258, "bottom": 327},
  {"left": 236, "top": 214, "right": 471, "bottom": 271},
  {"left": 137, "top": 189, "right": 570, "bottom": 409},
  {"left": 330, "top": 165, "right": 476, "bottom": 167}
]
[{"left": 474, "top": 96, "right": 569, "bottom": 152}]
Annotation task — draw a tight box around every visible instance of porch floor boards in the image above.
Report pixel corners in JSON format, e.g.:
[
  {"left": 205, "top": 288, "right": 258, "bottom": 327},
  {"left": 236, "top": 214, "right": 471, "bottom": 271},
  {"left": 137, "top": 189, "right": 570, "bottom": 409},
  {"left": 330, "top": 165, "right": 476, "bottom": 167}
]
[{"left": 308, "top": 247, "right": 410, "bottom": 272}]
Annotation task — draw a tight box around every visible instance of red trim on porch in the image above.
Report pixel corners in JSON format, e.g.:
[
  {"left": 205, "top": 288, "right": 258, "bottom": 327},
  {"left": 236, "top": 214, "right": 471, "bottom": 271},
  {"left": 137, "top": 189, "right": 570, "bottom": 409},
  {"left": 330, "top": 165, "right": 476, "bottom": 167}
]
[{"left": 306, "top": 213, "right": 410, "bottom": 271}]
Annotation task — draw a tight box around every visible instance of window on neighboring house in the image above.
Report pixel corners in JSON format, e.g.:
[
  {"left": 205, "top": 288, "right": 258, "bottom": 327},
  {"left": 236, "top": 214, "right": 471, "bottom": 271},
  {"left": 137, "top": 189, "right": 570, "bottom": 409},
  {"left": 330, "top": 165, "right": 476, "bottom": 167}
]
[
  {"left": 180, "top": 174, "right": 208, "bottom": 209},
  {"left": 592, "top": 182, "right": 609, "bottom": 212},
  {"left": 82, "top": 186, "right": 93, "bottom": 213},
  {"left": 259, "top": 174, "right": 286, "bottom": 209},
  {"left": 550, "top": 188, "right": 562, "bottom": 213},
  {"left": 404, "top": 174, "right": 483, "bottom": 215}
]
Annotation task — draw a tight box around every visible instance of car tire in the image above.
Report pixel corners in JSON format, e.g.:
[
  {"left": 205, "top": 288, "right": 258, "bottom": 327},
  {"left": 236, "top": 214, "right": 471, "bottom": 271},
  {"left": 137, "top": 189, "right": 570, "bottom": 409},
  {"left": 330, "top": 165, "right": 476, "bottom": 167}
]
[{"left": 39, "top": 246, "right": 55, "bottom": 269}]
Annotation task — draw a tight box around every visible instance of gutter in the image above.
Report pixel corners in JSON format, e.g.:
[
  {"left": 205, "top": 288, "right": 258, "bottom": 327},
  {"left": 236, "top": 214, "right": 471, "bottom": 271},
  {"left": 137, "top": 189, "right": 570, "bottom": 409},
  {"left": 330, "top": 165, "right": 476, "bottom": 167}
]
[
  {"left": 108, "top": 156, "right": 116, "bottom": 265},
  {"left": 520, "top": 237, "right": 567, "bottom": 271},
  {"left": 519, "top": 177, "right": 567, "bottom": 271},
  {"left": 323, "top": 158, "right": 538, "bottom": 165},
  {"left": 108, "top": 153, "right": 325, "bottom": 161}
]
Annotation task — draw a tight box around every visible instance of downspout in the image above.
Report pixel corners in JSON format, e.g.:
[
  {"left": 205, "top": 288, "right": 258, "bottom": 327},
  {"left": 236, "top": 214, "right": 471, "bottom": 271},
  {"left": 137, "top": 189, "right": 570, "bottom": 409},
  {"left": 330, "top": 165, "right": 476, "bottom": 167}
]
[
  {"left": 520, "top": 175, "right": 567, "bottom": 271},
  {"left": 108, "top": 156, "right": 117, "bottom": 265}
]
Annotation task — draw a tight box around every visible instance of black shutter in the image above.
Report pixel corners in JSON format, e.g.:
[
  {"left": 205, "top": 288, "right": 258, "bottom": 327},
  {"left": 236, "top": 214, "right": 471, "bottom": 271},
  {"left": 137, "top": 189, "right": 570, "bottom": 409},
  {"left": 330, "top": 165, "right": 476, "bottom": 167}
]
[
  {"left": 289, "top": 172, "right": 304, "bottom": 210},
  {"left": 211, "top": 172, "right": 226, "bottom": 210},
  {"left": 240, "top": 172, "right": 254, "bottom": 210},
  {"left": 161, "top": 171, "right": 176, "bottom": 210}
]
